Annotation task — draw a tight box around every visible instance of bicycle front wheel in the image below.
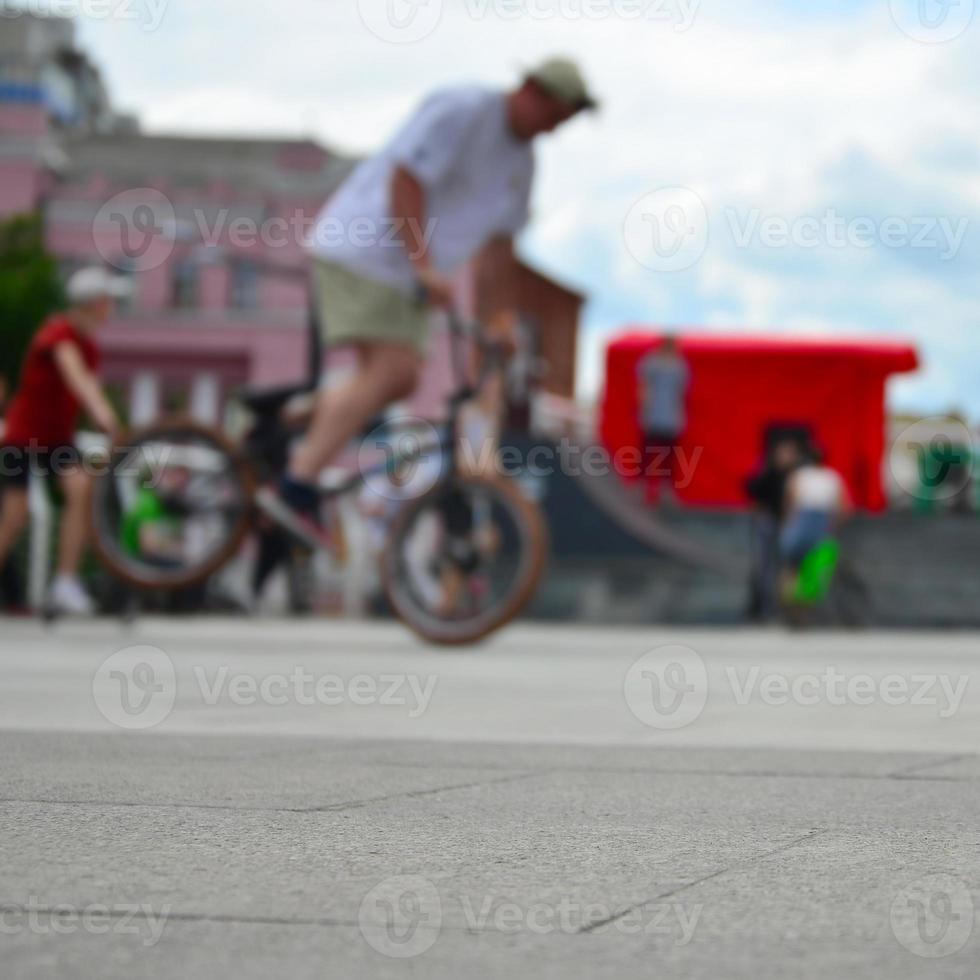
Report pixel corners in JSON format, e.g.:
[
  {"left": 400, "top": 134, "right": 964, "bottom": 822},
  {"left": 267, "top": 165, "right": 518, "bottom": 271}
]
[
  {"left": 380, "top": 473, "right": 548, "bottom": 645},
  {"left": 91, "top": 418, "right": 255, "bottom": 591}
]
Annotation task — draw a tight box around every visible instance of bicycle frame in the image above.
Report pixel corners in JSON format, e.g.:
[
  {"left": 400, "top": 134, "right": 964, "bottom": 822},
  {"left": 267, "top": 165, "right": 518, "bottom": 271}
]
[{"left": 251, "top": 308, "right": 501, "bottom": 548}]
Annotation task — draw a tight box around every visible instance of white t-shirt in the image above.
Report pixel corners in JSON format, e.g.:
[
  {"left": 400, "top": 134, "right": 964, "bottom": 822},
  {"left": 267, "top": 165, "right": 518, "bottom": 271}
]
[
  {"left": 309, "top": 86, "right": 534, "bottom": 291},
  {"left": 791, "top": 465, "right": 845, "bottom": 511}
]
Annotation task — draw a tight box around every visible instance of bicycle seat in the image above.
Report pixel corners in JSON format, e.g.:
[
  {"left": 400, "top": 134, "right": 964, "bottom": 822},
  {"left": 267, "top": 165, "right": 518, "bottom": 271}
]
[{"left": 238, "top": 381, "right": 313, "bottom": 418}]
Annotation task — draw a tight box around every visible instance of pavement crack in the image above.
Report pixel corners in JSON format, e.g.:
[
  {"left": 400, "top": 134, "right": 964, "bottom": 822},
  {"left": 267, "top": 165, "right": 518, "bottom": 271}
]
[
  {"left": 332, "top": 760, "right": 974, "bottom": 783},
  {"left": 577, "top": 827, "right": 830, "bottom": 935},
  {"left": 886, "top": 753, "right": 969, "bottom": 779},
  {"left": 306, "top": 772, "right": 541, "bottom": 813},
  {"left": 0, "top": 758, "right": 970, "bottom": 820},
  {"left": 0, "top": 773, "right": 542, "bottom": 817}
]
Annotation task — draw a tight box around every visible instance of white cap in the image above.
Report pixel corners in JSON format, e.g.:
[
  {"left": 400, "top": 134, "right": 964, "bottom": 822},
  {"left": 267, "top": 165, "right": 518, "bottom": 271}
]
[{"left": 66, "top": 267, "right": 133, "bottom": 305}]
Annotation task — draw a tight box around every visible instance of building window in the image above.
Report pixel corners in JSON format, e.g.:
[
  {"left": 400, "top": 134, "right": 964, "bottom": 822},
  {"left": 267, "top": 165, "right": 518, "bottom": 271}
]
[
  {"left": 229, "top": 260, "right": 260, "bottom": 310},
  {"left": 172, "top": 257, "right": 199, "bottom": 309},
  {"left": 161, "top": 381, "right": 190, "bottom": 415}
]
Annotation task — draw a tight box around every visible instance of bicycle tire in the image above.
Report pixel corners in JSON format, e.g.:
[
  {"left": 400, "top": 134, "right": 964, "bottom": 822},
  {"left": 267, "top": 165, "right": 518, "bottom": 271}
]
[
  {"left": 380, "top": 472, "right": 548, "bottom": 645},
  {"left": 90, "top": 417, "right": 256, "bottom": 592}
]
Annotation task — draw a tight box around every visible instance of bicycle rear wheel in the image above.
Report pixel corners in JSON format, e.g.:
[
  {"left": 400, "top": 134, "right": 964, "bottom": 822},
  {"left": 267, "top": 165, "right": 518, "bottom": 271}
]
[
  {"left": 380, "top": 473, "right": 548, "bottom": 645},
  {"left": 91, "top": 418, "right": 255, "bottom": 591}
]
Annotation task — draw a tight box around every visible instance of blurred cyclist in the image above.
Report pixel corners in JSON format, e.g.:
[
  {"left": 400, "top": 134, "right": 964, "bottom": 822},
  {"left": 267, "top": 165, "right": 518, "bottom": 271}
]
[
  {"left": 266, "top": 57, "right": 596, "bottom": 529},
  {"left": 0, "top": 268, "right": 127, "bottom": 615}
]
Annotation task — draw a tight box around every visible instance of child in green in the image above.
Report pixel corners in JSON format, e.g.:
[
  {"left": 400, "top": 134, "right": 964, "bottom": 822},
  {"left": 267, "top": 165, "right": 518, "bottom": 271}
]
[{"left": 121, "top": 466, "right": 189, "bottom": 563}]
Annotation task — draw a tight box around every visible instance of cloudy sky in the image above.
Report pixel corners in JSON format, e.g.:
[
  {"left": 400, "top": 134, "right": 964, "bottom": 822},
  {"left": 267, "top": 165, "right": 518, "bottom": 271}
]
[{"left": 67, "top": 0, "right": 979, "bottom": 416}]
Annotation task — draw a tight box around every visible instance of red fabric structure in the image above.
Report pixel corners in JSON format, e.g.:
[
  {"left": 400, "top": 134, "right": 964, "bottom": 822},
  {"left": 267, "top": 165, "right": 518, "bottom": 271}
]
[{"left": 600, "top": 331, "right": 919, "bottom": 512}]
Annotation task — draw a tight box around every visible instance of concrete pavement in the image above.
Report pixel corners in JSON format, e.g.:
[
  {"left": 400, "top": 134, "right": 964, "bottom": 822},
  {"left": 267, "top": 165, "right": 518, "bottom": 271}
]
[{"left": 1, "top": 618, "right": 978, "bottom": 978}]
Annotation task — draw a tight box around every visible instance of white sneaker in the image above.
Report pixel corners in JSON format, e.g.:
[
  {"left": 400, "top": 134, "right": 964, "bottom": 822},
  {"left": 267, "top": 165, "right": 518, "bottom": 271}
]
[{"left": 48, "top": 577, "right": 95, "bottom": 616}]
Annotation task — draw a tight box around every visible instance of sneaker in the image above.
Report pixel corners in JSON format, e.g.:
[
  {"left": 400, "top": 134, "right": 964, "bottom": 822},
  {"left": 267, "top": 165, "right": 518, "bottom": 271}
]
[
  {"left": 48, "top": 576, "right": 95, "bottom": 616},
  {"left": 255, "top": 487, "right": 334, "bottom": 553}
]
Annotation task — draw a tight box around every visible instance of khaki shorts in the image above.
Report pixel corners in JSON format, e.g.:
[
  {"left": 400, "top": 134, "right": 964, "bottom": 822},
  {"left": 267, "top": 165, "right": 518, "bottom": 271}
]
[{"left": 311, "top": 260, "right": 430, "bottom": 353}]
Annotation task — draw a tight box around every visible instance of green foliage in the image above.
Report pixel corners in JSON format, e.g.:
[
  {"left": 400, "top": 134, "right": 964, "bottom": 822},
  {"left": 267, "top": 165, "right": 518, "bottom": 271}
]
[{"left": 0, "top": 212, "right": 64, "bottom": 391}]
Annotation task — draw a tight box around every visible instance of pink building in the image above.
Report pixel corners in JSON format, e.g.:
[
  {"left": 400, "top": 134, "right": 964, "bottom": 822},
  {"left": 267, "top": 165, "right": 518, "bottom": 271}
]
[{"left": 1, "top": 11, "right": 582, "bottom": 430}]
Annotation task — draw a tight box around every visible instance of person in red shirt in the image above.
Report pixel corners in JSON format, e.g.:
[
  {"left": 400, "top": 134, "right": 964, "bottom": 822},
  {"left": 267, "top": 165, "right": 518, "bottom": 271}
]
[
  {"left": 0, "top": 267, "right": 128, "bottom": 615},
  {"left": 0, "top": 376, "right": 27, "bottom": 612}
]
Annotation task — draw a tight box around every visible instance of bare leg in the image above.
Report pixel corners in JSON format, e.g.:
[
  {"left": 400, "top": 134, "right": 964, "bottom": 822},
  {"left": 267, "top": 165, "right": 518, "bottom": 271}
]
[
  {"left": 436, "top": 566, "right": 465, "bottom": 618},
  {"left": 56, "top": 467, "right": 92, "bottom": 576},
  {"left": 289, "top": 342, "right": 421, "bottom": 482},
  {"left": 460, "top": 366, "right": 504, "bottom": 477},
  {"left": 0, "top": 487, "right": 30, "bottom": 571}
]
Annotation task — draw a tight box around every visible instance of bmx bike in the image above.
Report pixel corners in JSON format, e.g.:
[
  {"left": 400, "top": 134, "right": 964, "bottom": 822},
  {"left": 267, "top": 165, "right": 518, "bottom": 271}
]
[{"left": 89, "top": 310, "right": 549, "bottom": 645}]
